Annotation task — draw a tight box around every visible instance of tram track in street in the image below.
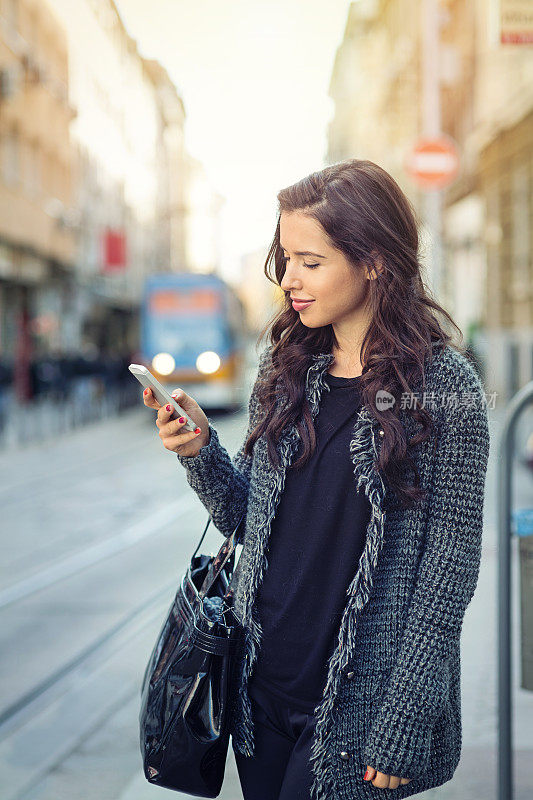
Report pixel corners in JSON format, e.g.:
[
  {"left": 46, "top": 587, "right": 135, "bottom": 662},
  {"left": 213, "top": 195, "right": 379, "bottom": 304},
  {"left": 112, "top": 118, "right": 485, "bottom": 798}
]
[
  {"left": 0, "top": 409, "right": 156, "bottom": 502},
  {"left": 0, "top": 576, "right": 176, "bottom": 800},
  {"left": 0, "top": 496, "right": 196, "bottom": 609}
]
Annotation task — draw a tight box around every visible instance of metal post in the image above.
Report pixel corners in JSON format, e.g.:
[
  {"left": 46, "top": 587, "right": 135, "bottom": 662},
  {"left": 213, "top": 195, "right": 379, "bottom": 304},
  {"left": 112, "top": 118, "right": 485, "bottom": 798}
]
[
  {"left": 498, "top": 381, "right": 533, "bottom": 800},
  {"left": 421, "top": 0, "right": 443, "bottom": 299}
]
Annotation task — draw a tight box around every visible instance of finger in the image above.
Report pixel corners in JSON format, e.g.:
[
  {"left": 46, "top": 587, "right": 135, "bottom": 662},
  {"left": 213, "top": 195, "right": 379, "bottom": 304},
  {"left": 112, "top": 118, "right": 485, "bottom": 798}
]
[
  {"left": 161, "top": 427, "right": 201, "bottom": 451},
  {"left": 158, "top": 414, "right": 197, "bottom": 438},
  {"left": 170, "top": 387, "right": 194, "bottom": 413},
  {"left": 363, "top": 766, "right": 376, "bottom": 782},
  {"left": 170, "top": 390, "right": 192, "bottom": 420},
  {"left": 389, "top": 775, "right": 401, "bottom": 789},
  {"left": 372, "top": 771, "right": 390, "bottom": 789},
  {"left": 400, "top": 778, "right": 411, "bottom": 785},
  {"left": 142, "top": 387, "right": 161, "bottom": 409},
  {"left": 157, "top": 402, "right": 176, "bottom": 425}
]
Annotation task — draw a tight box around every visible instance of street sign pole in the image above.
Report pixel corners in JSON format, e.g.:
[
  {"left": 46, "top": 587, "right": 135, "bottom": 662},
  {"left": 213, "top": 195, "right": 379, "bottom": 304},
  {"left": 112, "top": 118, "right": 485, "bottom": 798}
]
[
  {"left": 421, "top": 0, "right": 443, "bottom": 301},
  {"left": 497, "top": 382, "right": 533, "bottom": 800}
]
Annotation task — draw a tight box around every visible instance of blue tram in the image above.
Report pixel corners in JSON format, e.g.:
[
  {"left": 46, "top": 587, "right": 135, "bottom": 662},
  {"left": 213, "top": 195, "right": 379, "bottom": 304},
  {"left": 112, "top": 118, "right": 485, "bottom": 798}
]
[{"left": 139, "top": 273, "right": 247, "bottom": 411}]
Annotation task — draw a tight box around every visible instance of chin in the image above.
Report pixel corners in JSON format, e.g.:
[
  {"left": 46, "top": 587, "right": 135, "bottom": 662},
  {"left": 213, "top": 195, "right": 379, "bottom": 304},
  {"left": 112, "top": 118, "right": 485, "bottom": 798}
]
[{"left": 298, "top": 318, "right": 325, "bottom": 329}]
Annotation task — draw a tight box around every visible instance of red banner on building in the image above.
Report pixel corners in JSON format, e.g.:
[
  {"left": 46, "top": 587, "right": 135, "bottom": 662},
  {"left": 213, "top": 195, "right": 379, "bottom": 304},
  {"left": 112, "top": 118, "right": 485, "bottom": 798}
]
[
  {"left": 102, "top": 229, "right": 127, "bottom": 272},
  {"left": 500, "top": 0, "right": 533, "bottom": 43}
]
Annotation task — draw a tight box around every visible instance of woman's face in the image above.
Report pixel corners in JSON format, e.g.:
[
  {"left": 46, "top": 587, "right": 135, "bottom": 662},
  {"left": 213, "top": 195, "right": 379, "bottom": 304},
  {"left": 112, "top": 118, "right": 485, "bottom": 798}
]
[{"left": 279, "top": 210, "right": 376, "bottom": 334}]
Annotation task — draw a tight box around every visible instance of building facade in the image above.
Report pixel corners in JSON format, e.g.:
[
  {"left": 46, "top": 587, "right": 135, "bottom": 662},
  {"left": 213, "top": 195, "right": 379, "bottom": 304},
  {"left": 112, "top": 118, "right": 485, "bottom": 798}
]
[
  {"left": 1, "top": 0, "right": 200, "bottom": 400},
  {"left": 327, "top": 0, "right": 533, "bottom": 399},
  {"left": 0, "top": 0, "right": 76, "bottom": 396}
]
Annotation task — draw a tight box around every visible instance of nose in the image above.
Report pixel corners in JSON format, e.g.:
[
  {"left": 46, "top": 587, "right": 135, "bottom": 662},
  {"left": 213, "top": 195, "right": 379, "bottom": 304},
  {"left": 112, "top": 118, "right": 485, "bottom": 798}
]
[{"left": 280, "top": 261, "right": 304, "bottom": 293}]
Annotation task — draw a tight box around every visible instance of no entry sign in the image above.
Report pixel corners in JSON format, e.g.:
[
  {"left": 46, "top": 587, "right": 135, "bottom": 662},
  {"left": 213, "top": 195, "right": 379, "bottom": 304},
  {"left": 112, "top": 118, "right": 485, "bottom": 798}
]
[{"left": 404, "top": 136, "right": 460, "bottom": 190}]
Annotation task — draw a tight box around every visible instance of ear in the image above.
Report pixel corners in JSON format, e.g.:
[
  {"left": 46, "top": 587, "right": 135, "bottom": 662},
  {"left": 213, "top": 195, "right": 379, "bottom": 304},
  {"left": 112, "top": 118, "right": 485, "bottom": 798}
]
[{"left": 367, "top": 250, "right": 384, "bottom": 281}]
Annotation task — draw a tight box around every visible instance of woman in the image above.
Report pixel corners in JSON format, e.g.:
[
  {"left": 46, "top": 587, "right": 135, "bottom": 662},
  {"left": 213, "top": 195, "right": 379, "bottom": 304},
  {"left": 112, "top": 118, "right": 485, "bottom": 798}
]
[{"left": 143, "top": 159, "right": 490, "bottom": 800}]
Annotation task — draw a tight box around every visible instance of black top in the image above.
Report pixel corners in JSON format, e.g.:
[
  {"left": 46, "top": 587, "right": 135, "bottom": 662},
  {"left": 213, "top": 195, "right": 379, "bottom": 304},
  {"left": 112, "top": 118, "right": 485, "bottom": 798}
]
[{"left": 249, "top": 371, "right": 371, "bottom": 713}]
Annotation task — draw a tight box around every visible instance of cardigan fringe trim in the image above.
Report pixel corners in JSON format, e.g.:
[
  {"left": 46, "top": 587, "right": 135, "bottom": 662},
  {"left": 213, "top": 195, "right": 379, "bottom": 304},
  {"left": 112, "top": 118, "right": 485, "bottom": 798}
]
[
  {"left": 230, "top": 357, "right": 329, "bottom": 755},
  {"left": 230, "top": 351, "right": 388, "bottom": 800},
  {"left": 309, "top": 404, "right": 387, "bottom": 800}
]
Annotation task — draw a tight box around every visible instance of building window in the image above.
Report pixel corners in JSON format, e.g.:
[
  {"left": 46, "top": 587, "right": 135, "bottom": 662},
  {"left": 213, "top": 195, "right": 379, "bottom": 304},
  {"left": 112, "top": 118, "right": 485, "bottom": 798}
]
[
  {"left": 4, "top": 0, "right": 18, "bottom": 39},
  {"left": 511, "top": 160, "right": 530, "bottom": 295},
  {"left": 25, "top": 139, "right": 41, "bottom": 197},
  {"left": 1, "top": 127, "right": 19, "bottom": 186},
  {"left": 485, "top": 178, "right": 502, "bottom": 326}
]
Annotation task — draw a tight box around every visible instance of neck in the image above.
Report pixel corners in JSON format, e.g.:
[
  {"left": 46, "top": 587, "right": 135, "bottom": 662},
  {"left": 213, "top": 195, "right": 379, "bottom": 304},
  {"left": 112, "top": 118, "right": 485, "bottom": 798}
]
[
  {"left": 328, "top": 361, "right": 363, "bottom": 379},
  {"left": 330, "top": 341, "right": 364, "bottom": 378}
]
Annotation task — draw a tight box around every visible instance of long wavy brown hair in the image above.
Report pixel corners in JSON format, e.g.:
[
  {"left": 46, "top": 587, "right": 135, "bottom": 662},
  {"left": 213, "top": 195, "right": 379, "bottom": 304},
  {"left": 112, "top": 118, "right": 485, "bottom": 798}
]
[{"left": 242, "top": 158, "right": 468, "bottom": 510}]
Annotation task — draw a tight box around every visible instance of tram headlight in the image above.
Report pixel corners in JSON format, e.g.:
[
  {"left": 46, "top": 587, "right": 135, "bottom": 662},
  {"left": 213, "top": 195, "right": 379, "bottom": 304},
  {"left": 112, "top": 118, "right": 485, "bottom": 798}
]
[
  {"left": 152, "top": 353, "right": 176, "bottom": 375},
  {"left": 196, "top": 351, "right": 221, "bottom": 374}
]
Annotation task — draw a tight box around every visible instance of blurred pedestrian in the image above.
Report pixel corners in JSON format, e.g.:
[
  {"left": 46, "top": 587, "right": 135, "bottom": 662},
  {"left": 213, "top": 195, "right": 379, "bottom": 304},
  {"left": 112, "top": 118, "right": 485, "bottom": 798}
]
[{"left": 0, "top": 358, "right": 13, "bottom": 435}]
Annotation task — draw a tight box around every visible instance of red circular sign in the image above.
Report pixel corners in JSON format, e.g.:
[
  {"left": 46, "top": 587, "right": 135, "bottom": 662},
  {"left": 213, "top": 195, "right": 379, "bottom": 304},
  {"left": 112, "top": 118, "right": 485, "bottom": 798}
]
[{"left": 404, "top": 135, "right": 460, "bottom": 190}]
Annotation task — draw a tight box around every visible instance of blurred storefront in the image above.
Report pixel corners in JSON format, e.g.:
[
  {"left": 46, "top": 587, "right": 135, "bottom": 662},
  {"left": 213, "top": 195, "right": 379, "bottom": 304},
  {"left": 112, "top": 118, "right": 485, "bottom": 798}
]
[{"left": 0, "top": 0, "right": 203, "bottom": 403}]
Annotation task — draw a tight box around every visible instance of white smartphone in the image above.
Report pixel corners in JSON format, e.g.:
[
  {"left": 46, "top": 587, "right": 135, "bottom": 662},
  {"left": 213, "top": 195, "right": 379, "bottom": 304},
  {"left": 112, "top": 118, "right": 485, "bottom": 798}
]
[{"left": 128, "top": 363, "right": 199, "bottom": 434}]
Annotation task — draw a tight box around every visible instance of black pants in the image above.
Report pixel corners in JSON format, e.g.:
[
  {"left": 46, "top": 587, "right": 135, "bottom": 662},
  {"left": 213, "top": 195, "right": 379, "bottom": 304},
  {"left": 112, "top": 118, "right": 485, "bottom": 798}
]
[{"left": 233, "top": 679, "right": 317, "bottom": 800}]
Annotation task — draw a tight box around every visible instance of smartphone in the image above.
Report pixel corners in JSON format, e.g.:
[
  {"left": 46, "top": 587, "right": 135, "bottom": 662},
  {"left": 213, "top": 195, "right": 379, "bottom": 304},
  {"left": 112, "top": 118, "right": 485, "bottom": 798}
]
[{"left": 128, "top": 363, "right": 199, "bottom": 434}]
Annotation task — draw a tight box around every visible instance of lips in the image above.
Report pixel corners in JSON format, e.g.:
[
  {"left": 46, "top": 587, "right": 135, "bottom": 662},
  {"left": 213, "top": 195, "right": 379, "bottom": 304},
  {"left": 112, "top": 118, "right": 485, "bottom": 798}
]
[{"left": 291, "top": 299, "right": 314, "bottom": 310}]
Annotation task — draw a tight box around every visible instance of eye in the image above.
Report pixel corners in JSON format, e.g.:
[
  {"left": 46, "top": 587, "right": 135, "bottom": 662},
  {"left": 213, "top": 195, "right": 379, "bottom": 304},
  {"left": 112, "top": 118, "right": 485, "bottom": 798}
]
[{"left": 281, "top": 255, "right": 319, "bottom": 270}]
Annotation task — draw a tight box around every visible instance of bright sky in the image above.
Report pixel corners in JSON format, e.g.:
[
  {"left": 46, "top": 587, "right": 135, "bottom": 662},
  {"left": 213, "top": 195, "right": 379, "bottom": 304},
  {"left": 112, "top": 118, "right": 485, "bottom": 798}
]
[{"left": 114, "top": 0, "right": 354, "bottom": 282}]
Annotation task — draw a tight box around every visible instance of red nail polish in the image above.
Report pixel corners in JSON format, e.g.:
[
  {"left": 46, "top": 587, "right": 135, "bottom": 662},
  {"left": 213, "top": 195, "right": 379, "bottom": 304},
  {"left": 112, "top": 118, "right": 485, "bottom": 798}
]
[
  {"left": 143, "top": 389, "right": 148, "bottom": 394},
  {"left": 363, "top": 770, "right": 370, "bottom": 781},
  {"left": 166, "top": 405, "right": 171, "bottom": 411},
  {"left": 179, "top": 417, "right": 186, "bottom": 423},
  {"left": 194, "top": 427, "right": 201, "bottom": 434}
]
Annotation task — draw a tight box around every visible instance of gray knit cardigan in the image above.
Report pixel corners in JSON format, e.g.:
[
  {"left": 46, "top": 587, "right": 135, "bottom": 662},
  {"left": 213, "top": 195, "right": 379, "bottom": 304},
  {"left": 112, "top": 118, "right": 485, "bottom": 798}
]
[{"left": 176, "top": 343, "right": 490, "bottom": 800}]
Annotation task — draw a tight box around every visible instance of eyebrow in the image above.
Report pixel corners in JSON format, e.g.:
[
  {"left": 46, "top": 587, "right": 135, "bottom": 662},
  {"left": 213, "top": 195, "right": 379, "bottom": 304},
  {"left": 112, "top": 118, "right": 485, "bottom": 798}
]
[{"left": 280, "top": 244, "right": 327, "bottom": 258}]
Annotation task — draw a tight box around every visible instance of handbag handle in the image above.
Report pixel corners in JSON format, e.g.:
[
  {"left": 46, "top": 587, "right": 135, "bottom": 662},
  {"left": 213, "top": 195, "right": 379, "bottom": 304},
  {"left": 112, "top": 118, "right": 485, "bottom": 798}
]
[
  {"left": 192, "top": 511, "right": 245, "bottom": 560},
  {"left": 194, "top": 511, "right": 246, "bottom": 600}
]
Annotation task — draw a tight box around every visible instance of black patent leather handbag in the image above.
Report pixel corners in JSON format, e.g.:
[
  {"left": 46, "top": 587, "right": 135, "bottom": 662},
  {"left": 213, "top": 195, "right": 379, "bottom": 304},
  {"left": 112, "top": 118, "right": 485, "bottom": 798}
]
[{"left": 139, "top": 511, "right": 246, "bottom": 797}]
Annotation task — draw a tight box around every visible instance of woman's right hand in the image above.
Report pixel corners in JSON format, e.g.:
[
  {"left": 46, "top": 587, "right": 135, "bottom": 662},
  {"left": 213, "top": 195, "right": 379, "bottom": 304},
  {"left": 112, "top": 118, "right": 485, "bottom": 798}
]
[{"left": 143, "top": 387, "right": 210, "bottom": 457}]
